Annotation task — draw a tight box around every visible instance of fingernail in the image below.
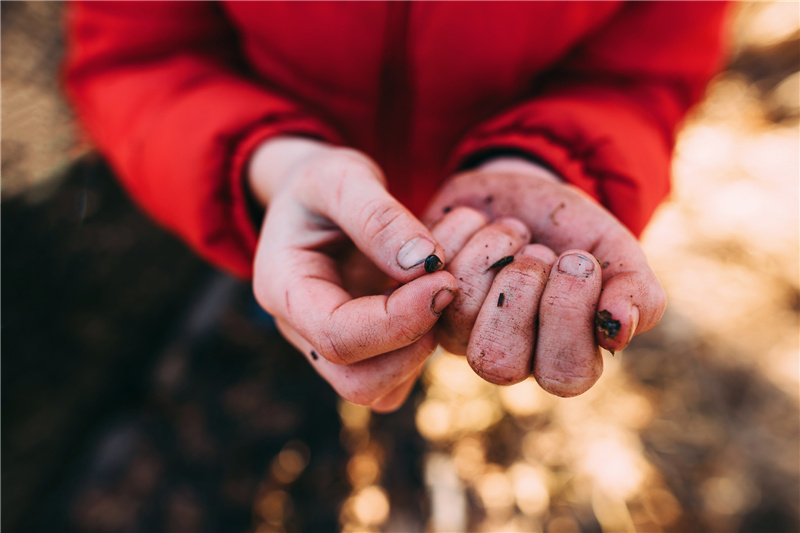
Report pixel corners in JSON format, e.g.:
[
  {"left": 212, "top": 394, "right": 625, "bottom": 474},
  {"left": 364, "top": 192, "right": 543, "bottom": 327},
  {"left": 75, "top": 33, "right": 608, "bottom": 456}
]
[
  {"left": 431, "top": 289, "right": 454, "bottom": 314},
  {"left": 397, "top": 237, "right": 437, "bottom": 270},
  {"left": 558, "top": 253, "right": 595, "bottom": 277},
  {"left": 628, "top": 305, "right": 640, "bottom": 344}
]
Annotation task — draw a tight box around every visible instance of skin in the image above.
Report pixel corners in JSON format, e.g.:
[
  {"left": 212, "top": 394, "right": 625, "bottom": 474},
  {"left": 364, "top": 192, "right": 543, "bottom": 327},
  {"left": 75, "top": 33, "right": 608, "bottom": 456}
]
[
  {"left": 248, "top": 137, "right": 458, "bottom": 412},
  {"left": 423, "top": 157, "right": 666, "bottom": 397},
  {"left": 249, "top": 138, "right": 666, "bottom": 410}
]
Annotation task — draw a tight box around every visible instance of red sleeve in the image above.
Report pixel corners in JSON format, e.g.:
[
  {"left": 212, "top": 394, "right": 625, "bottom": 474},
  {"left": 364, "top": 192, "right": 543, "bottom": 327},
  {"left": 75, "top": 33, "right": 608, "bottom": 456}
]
[
  {"left": 448, "top": 1, "right": 731, "bottom": 237},
  {"left": 63, "top": 1, "right": 342, "bottom": 279}
]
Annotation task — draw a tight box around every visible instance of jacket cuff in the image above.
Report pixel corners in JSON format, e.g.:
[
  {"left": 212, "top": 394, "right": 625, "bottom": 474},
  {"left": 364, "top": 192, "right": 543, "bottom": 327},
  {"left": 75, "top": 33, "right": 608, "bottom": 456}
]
[
  {"left": 447, "top": 134, "right": 603, "bottom": 207},
  {"left": 446, "top": 90, "right": 675, "bottom": 238}
]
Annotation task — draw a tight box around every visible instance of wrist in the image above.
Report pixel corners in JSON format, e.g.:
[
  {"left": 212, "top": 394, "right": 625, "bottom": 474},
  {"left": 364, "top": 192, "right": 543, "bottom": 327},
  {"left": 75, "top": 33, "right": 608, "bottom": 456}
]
[
  {"left": 475, "top": 156, "right": 564, "bottom": 184},
  {"left": 247, "top": 136, "right": 334, "bottom": 207}
]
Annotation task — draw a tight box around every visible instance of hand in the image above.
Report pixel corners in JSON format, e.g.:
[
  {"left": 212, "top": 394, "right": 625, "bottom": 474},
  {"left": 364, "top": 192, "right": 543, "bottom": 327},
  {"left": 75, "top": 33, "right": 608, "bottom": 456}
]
[
  {"left": 423, "top": 158, "right": 666, "bottom": 397},
  {"left": 249, "top": 137, "right": 457, "bottom": 412}
]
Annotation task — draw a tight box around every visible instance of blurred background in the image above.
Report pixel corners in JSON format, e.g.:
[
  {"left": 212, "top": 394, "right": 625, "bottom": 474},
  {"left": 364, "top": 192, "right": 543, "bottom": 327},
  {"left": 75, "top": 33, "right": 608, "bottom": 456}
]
[{"left": 2, "top": 2, "right": 798, "bottom": 532}]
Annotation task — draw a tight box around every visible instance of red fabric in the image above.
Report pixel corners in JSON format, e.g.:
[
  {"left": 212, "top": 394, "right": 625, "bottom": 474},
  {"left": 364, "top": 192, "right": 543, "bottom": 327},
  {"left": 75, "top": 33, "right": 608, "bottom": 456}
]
[{"left": 64, "top": 1, "right": 730, "bottom": 279}]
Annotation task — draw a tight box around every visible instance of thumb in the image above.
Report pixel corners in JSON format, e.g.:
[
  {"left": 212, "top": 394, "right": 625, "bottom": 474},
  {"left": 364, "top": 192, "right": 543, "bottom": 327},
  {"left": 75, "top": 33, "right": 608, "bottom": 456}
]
[{"left": 305, "top": 152, "right": 446, "bottom": 283}]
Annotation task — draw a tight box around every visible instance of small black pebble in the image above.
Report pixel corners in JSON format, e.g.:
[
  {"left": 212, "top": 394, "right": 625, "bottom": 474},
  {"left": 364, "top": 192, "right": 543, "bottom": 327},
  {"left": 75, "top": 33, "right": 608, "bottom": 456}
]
[
  {"left": 310, "top": 350, "right": 319, "bottom": 361},
  {"left": 424, "top": 254, "right": 443, "bottom": 273},
  {"left": 497, "top": 293, "right": 505, "bottom": 307},
  {"left": 595, "top": 310, "right": 621, "bottom": 340},
  {"left": 487, "top": 255, "right": 514, "bottom": 272}
]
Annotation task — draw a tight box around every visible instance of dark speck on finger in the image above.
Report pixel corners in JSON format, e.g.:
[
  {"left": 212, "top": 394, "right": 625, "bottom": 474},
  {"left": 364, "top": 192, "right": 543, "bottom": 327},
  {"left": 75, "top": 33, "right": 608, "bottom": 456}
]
[
  {"left": 595, "top": 310, "right": 621, "bottom": 339},
  {"left": 487, "top": 255, "right": 514, "bottom": 272},
  {"left": 424, "top": 254, "right": 443, "bottom": 273},
  {"left": 310, "top": 350, "right": 319, "bottom": 361}
]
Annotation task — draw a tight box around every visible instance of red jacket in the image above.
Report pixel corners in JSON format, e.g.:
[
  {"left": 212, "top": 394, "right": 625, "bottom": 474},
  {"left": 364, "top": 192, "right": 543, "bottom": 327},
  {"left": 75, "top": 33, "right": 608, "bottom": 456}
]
[{"left": 64, "top": 1, "right": 729, "bottom": 279}]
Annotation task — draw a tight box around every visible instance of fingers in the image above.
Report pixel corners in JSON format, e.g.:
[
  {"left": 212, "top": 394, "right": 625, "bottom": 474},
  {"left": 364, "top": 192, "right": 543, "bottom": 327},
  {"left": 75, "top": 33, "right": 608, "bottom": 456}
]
[
  {"left": 534, "top": 250, "right": 604, "bottom": 397},
  {"left": 429, "top": 207, "right": 490, "bottom": 266},
  {"left": 276, "top": 317, "right": 435, "bottom": 409},
  {"left": 254, "top": 149, "right": 460, "bottom": 366},
  {"left": 257, "top": 252, "right": 457, "bottom": 365},
  {"left": 301, "top": 152, "right": 447, "bottom": 283},
  {"left": 426, "top": 170, "right": 667, "bottom": 358},
  {"left": 467, "top": 245, "right": 557, "bottom": 385},
  {"left": 436, "top": 218, "right": 531, "bottom": 355},
  {"left": 593, "top": 262, "right": 667, "bottom": 354}
]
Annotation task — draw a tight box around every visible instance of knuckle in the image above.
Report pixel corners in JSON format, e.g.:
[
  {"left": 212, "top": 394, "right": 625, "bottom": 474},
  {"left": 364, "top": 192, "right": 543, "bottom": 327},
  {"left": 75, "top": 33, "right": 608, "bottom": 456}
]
[
  {"left": 451, "top": 270, "right": 483, "bottom": 297},
  {"left": 502, "top": 261, "right": 549, "bottom": 287},
  {"left": 490, "top": 219, "right": 529, "bottom": 241},
  {"left": 394, "top": 319, "right": 426, "bottom": 345},
  {"left": 448, "top": 206, "right": 490, "bottom": 226},
  {"left": 358, "top": 199, "right": 407, "bottom": 244},
  {"left": 543, "top": 293, "right": 593, "bottom": 314},
  {"left": 314, "top": 330, "right": 352, "bottom": 365}
]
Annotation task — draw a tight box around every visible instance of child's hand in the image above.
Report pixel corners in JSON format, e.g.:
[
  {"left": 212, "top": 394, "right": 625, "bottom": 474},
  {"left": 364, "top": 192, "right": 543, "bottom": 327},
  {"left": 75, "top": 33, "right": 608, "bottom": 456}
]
[
  {"left": 248, "top": 138, "right": 457, "bottom": 411},
  {"left": 423, "top": 158, "right": 666, "bottom": 397}
]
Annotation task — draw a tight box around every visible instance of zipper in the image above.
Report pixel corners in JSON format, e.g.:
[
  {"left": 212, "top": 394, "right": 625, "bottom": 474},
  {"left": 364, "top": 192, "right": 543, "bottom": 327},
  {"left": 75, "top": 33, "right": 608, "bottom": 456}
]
[{"left": 375, "top": 1, "right": 412, "bottom": 204}]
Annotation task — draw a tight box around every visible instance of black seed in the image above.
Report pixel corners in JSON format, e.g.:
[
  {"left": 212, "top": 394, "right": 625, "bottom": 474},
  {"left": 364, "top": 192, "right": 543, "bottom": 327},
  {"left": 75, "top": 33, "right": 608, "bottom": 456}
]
[
  {"left": 424, "top": 254, "right": 443, "bottom": 273},
  {"left": 497, "top": 293, "right": 505, "bottom": 307},
  {"left": 487, "top": 255, "right": 514, "bottom": 272},
  {"left": 595, "top": 310, "right": 621, "bottom": 340},
  {"left": 310, "top": 350, "right": 319, "bottom": 361}
]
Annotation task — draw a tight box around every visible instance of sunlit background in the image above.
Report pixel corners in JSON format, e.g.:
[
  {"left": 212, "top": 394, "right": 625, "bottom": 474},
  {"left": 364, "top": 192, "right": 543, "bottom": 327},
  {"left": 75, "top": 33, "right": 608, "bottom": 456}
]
[{"left": 3, "top": 2, "right": 798, "bottom": 532}]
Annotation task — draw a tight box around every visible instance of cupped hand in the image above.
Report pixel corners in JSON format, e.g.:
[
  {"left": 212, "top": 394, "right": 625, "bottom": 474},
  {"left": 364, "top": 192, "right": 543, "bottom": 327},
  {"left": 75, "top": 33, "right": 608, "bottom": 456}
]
[
  {"left": 248, "top": 137, "right": 457, "bottom": 411},
  {"left": 423, "top": 158, "right": 666, "bottom": 397}
]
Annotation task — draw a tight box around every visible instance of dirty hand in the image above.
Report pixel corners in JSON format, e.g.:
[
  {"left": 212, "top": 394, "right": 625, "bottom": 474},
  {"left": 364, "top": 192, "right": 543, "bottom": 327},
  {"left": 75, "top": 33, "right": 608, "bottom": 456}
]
[
  {"left": 423, "top": 157, "right": 666, "bottom": 397},
  {"left": 249, "top": 137, "right": 457, "bottom": 412}
]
